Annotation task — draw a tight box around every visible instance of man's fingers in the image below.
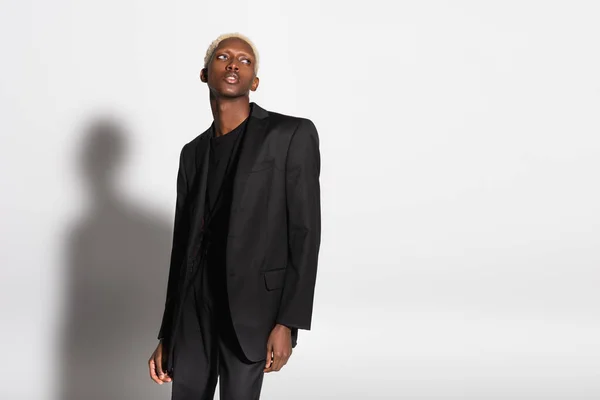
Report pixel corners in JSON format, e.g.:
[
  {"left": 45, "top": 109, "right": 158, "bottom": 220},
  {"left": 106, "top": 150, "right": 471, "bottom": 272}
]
[
  {"left": 265, "top": 344, "right": 273, "bottom": 369},
  {"left": 148, "top": 358, "right": 163, "bottom": 384},
  {"left": 273, "top": 352, "right": 291, "bottom": 372},
  {"left": 271, "top": 354, "right": 279, "bottom": 372},
  {"left": 272, "top": 353, "right": 283, "bottom": 372},
  {"left": 149, "top": 342, "right": 173, "bottom": 385},
  {"left": 156, "top": 355, "right": 173, "bottom": 383},
  {"left": 280, "top": 354, "right": 289, "bottom": 370},
  {"left": 160, "top": 371, "right": 172, "bottom": 383},
  {"left": 264, "top": 360, "right": 275, "bottom": 373},
  {"left": 156, "top": 353, "right": 165, "bottom": 380}
]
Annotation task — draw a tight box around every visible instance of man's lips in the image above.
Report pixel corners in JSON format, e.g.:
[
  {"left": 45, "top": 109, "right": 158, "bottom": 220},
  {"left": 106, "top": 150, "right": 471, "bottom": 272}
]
[{"left": 224, "top": 72, "right": 239, "bottom": 84}]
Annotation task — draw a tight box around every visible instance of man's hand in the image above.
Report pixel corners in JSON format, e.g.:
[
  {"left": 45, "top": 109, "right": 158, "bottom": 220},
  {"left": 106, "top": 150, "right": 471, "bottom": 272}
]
[
  {"left": 264, "top": 324, "right": 292, "bottom": 373},
  {"left": 148, "top": 340, "right": 172, "bottom": 384}
]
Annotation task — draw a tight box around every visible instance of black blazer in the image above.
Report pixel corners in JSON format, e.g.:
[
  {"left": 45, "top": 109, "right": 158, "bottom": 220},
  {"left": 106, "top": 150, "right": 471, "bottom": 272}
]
[{"left": 158, "top": 103, "right": 321, "bottom": 370}]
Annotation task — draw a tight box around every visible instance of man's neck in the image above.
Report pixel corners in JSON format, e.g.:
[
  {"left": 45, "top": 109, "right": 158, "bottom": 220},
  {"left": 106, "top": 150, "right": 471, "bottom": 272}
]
[{"left": 210, "top": 96, "right": 251, "bottom": 137}]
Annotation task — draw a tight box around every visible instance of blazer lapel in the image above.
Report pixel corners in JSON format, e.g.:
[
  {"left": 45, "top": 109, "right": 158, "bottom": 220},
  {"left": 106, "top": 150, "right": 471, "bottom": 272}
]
[
  {"left": 227, "top": 102, "right": 269, "bottom": 234},
  {"left": 234, "top": 103, "right": 269, "bottom": 186},
  {"left": 188, "top": 128, "right": 211, "bottom": 256}
]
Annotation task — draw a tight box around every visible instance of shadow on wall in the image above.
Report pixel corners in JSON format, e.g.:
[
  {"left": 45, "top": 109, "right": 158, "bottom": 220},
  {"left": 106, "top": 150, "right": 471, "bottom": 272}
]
[{"left": 58, "top": 117, "right": 173, "bottom": 400}]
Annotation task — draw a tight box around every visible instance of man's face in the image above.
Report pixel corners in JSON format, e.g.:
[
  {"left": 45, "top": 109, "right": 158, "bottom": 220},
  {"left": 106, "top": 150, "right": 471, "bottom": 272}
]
[{"left": 201, "top": 37, "right": 259, "bottom": 98}]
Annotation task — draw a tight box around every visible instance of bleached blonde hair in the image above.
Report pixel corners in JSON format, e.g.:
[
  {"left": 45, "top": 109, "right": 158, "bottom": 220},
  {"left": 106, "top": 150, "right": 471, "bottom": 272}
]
[{"left": 203, "top": 32, "right": 260, "bottom": 74}]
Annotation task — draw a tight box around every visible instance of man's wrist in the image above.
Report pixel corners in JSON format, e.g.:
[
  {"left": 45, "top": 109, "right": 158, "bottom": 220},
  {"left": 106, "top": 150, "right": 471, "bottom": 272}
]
[{"left": 275, "top": 323, "right": 292, "bottom": 332}]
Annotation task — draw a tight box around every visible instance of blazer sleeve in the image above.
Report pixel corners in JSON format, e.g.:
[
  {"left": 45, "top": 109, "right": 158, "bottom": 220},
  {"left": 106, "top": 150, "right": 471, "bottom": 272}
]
[
  {"left": 157, "top": 146, "right": 189, "bottom": 340},
  {"left": 276, "top": 118, "right": 322, "bottom": 330}
]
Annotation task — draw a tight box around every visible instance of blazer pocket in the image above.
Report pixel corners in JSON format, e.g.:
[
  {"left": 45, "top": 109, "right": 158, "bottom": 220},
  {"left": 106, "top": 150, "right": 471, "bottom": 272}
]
[{"left": 264, "top": 268, "right": 286, "bottom": 291}]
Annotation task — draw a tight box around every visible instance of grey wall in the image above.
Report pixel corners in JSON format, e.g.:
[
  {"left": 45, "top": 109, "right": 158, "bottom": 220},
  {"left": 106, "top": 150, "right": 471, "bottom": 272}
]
[{"left": 1, "top": 1, "right": 599, "bottom": 399}]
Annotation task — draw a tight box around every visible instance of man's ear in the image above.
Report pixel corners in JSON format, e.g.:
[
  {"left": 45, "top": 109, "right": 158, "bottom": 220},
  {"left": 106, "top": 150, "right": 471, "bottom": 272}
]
[
  {"left": 250, "top": 76, "right": 260, "bottom": 92},
  {"left": 200, "top": 68, "right": 208, "bottom": 82}
]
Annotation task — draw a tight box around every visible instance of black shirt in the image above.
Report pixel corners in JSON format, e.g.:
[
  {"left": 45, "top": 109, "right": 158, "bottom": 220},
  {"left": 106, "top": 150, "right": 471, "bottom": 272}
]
[
  {"left": 206, "top": 117, "right": 248, "bottom": 214},
  {"left": 199, "top": 117, "right": 249, "bottom": 309},
  {"left": 203, "top": 117, "right": 248, "bottom": 268}
]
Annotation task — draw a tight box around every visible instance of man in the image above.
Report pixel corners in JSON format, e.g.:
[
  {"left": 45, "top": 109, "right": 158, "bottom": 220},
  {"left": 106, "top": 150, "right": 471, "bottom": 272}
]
[{"left": 147, "top": 32, "right": 321, "bottom": 399}]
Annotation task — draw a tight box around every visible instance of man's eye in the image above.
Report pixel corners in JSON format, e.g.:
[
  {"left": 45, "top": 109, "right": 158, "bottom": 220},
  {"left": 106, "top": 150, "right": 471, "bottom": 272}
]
[
  {"left": 217, "top": 54, "right": 227, "bottom": 60},
  {"left": 241, "top": 59, "right": 251, "bottom": 64}
]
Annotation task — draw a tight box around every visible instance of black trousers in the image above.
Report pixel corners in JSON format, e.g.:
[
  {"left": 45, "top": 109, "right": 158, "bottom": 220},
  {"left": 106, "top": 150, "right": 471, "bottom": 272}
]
[{"left": 171, "top": 255, "right": 265, "bottom": 400}]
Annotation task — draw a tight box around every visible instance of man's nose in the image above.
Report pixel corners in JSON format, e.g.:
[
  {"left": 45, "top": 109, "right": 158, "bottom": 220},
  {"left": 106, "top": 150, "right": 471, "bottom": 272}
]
[{"left": 226, "top": 62, "right": 239, "bottom": 72}]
